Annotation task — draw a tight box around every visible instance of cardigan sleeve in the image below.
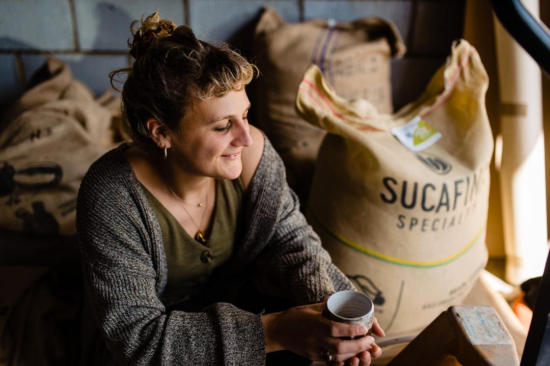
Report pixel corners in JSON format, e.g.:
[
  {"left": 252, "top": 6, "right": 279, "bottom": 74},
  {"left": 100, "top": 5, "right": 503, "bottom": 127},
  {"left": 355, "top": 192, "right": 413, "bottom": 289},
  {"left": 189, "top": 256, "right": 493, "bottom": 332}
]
[
  {"left": 77, "top": 156, "right": 265, "bottom": 366},
  {"left": 249, "top": 140, "right": 356, "bottom": 305}
]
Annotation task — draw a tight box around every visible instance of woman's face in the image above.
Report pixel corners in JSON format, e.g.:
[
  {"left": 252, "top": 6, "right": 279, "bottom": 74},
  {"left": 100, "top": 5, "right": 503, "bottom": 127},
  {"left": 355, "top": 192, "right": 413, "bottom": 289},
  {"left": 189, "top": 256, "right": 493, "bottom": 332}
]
[{"left": 169, "top": 88, "right": 253, "bottom": 180}]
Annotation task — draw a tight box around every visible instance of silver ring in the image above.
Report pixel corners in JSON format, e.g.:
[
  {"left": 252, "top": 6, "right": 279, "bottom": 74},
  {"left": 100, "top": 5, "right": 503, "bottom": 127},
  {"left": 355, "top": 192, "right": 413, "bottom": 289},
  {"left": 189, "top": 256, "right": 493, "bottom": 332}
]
[{"left": 320, "top": 349, "right": 333, "bottom": 362}]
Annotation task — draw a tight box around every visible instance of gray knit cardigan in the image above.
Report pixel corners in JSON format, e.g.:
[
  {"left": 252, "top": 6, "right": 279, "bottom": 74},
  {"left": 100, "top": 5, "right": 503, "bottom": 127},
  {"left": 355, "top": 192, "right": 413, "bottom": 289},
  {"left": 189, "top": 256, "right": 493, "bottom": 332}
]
[{"left": 76, "top": 137, "right": 355, "bottom": 366}]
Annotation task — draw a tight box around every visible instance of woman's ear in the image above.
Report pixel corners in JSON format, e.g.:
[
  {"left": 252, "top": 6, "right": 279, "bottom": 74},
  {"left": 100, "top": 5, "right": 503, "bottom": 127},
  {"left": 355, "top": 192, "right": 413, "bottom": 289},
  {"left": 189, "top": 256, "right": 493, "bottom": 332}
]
[{"left": 146, "top": 118, "right": 172, "bottom": 149}]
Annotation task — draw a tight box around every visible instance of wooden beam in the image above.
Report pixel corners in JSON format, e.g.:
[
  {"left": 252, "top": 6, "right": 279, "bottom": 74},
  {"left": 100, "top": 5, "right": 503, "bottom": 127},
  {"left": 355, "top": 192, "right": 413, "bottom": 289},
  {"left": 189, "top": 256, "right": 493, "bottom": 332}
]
[{"left": 388, "top": 306, "right": 519, "bottom": 366}]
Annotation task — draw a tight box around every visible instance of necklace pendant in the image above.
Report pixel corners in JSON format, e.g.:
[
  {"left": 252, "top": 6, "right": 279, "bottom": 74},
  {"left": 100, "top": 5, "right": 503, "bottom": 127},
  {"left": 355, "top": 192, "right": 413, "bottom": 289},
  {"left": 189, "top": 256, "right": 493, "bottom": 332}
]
[
  {"left": 198, "top": 203, "right": 203, "bottom": 207},
  {"left": 195, "top": 230, "right": 208, "bottom": 245}
]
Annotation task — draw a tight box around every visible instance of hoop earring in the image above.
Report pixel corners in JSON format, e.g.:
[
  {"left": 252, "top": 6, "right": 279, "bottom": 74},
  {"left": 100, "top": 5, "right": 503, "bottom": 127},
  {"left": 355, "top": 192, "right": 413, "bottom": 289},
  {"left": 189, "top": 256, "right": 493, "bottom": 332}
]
[{"left": 164, "top": 147, "right": 168, "bottom": 160}]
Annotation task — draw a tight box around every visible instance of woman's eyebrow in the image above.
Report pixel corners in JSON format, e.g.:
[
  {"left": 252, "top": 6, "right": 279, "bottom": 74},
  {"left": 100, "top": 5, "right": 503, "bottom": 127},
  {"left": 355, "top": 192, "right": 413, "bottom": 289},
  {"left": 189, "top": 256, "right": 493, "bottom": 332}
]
[{"left": 207, "top": 104, "right": 252, "bottom": 124}]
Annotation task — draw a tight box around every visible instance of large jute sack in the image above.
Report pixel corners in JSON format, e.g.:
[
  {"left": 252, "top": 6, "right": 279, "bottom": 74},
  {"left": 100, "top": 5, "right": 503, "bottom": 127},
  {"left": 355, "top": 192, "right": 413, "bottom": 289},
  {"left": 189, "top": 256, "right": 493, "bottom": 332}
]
[
  {"left": 0, "top": 58, "right": 112, "bottom": 236},
  {"left": 254, "top": 7, "right": 405, "bottom": 203},
  {"left": 296, "top": 40, "right": 493, "bottom": 336}
]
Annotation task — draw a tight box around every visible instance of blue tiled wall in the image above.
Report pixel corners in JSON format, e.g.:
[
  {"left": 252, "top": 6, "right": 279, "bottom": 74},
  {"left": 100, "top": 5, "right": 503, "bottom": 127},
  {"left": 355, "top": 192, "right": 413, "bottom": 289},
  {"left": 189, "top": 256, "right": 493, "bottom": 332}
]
[
  {"left": 74, "top": 0, "right": 186, "bottom": 51},
  {"left": 21, "top": 54, "right": 129, "bottom": 96},
  {"left": 189, "top": 0, "right": 300, "bottom": 42},
  {"left": 0, "top": 0, "right": 75, "bottom": 51},
  {"left": 0, "top": 0, "right": 465, "bottom": 113}
]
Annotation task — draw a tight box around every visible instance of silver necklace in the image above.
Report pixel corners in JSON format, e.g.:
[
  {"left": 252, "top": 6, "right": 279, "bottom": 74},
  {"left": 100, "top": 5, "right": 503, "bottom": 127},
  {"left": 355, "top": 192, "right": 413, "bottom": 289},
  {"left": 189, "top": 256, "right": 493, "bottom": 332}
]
[
  {"left": 163, "top": 177, "right": 211, "bottom": 245},
  {"left": 164, "top": 178, "right": 209, "bottom": 207}
]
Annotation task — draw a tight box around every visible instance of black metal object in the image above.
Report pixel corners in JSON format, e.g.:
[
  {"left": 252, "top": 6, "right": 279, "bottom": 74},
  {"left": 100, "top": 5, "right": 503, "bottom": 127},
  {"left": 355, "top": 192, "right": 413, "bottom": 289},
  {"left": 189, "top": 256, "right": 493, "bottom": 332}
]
[
  {"left": 491, "top": 0, "right": 550, "bottom": 76},
  {"left": 490, "top": 1, "right": 550, "bottom": 364},
  {"left": 520, "top": 252, "right": 550, "bottom": 366}
]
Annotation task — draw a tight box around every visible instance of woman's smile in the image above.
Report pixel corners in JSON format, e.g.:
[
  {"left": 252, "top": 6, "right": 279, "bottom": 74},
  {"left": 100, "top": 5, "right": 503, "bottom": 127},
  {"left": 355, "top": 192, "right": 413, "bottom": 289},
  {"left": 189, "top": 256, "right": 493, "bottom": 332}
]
[{"left": 221, "top": 151, "right": 241, "bottom": 160}]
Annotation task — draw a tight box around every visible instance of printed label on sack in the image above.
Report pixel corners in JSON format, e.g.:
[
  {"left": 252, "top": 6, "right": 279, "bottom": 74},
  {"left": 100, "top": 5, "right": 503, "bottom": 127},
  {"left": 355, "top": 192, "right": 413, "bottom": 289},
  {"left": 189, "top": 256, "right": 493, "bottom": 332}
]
[
  {"left": 380, "top": 167, "right": 490, "bottom": 234},
  {"left": 392, "top": 116, "right": 441, "bottom": 152},
  {"left": 457, "top": 307, "right": 512, "bottom": 345}
]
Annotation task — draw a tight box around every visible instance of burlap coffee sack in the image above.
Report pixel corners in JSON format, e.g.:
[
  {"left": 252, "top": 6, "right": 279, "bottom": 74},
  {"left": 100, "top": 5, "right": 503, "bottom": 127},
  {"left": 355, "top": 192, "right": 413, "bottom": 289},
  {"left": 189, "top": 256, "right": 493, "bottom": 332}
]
[
  {"left": 296, "top": 40, "right": 493, "bottom": 336},
  {"left": 254, "top": 7, "right": 405, "bottom": 204},
  {"left": 0, "top": 58, "right": 113, "bottom": 236}
]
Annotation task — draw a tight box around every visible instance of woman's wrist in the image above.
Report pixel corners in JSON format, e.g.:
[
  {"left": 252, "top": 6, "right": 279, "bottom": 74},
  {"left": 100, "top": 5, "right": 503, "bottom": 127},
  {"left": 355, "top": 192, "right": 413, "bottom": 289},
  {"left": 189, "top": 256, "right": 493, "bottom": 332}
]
[{"left": 262, "top": 312, "right": 285, "bottom": 353}]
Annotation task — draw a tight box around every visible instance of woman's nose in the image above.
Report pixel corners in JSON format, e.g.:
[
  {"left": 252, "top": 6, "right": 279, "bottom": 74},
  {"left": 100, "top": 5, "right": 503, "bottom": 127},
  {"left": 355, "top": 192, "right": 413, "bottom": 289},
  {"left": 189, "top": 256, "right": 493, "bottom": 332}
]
[{"left": 233, "top": 119, "right": 253, "bottom": 147}]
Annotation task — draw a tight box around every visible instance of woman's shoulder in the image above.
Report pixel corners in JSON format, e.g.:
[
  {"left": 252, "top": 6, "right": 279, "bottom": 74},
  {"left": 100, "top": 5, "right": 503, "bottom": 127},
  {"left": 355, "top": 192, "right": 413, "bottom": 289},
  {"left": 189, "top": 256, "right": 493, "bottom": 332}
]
[
  {"left": 240, "top": 127, "right": 287, "bottom": 192},
  {"left": 76, "top": 143, "right": 151, "bottom": 251},
  {"left": 240, "top": 125, "right": 265, "bottom": 190},
  {"left": 78, "top": 143, "right": 137, "bottom": 201}
]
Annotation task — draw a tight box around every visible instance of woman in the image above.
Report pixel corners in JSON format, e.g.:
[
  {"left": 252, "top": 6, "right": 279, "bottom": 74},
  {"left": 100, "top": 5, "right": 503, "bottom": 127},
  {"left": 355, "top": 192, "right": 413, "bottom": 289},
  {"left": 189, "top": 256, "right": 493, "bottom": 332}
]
[{"left": 77, "top": 12, "right": 384, "bottom": 366}]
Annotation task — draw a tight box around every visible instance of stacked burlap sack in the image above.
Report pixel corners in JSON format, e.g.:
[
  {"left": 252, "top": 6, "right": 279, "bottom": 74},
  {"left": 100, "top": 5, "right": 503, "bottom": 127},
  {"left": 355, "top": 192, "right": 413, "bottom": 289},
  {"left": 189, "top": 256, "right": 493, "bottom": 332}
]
[
  {"left": 254, "top": 7, "right": 406, "bottom": 206},
  {"left": 0, "top": 58, "right": 122, "bottom": 366},
  {"left": 296, "top": 39, "right": 527, "bottom": 362},
  {"left": 0, "top": 58, "right": 121, "bottom": 237}
]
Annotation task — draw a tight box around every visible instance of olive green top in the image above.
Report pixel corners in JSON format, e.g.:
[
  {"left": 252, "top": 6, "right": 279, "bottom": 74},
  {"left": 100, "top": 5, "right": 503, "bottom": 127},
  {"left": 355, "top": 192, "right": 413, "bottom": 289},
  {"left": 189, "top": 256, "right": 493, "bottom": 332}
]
[{"left": 140, "top": 178, "right": 244, "bottom": 307}]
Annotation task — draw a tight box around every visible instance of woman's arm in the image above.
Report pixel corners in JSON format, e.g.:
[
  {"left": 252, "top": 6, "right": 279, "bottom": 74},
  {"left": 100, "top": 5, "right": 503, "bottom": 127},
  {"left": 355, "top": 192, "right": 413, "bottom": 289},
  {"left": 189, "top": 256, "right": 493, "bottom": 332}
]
[
  {"left": 244, "top": 134, "right": 356, "bottom": 305},
  {"left": 249, "top": 166, "right": 384, "bottom": 365},
  {"left": 77, "top": 154, "right": 266, "bottom": 366},
  {"left": 254, "top": 179, "right": 355, "bottom": 303}
]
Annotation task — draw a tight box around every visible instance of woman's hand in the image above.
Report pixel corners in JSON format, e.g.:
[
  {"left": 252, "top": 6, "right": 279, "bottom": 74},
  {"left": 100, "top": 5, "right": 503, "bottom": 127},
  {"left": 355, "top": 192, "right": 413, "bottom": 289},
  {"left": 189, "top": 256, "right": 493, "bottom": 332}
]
[
  {"left": 262, "top": 302, "right": 384, "bottom": 365},
  {"left": 325, "top": 318, "right": 385, "bottom": 366}
]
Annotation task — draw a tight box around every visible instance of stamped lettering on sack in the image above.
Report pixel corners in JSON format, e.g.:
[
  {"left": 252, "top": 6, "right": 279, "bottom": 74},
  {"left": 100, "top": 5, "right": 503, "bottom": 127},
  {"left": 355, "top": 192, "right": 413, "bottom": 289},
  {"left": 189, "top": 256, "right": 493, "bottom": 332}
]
[{"left": 391, "top": 116, "right": 441, "bottom": 152}]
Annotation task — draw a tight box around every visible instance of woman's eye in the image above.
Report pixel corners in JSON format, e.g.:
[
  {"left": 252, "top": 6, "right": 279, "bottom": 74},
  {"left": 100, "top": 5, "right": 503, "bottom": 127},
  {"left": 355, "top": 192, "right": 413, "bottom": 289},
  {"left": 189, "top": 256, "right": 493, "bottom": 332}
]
[{"left": 215, "top": 121, "right": 232, "bottom": 132}]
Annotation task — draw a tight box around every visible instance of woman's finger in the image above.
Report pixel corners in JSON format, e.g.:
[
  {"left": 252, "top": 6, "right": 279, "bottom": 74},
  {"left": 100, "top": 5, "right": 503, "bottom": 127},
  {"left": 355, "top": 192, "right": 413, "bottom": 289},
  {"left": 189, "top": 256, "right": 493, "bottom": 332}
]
[
  {"left": 328, "top": 351, "right": 363, "bottom": 363},
  {"left": 324, "top": 336, "right": 374, "bottom": 356},
  {"left": 372, "top": 317, "right": 385, "bottom": 337},
  {"left": 319, "top": 317, "right": 368, "bottom": 338},
  {"left": 359, "top": 350, "right": 372, "bottom": 366},
  {"left": 345, "top": 356, "right": 360, "bottom": 366},
  {"left": 369, "top": 343, "right": 382, "bottom": 358}
]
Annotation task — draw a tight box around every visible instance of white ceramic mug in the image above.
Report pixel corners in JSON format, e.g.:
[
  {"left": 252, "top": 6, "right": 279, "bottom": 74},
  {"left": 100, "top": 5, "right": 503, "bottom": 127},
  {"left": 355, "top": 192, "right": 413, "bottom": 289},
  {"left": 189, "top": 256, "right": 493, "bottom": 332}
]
[{"left": 325, "top": 290, "right": 374, "bottom": 335}]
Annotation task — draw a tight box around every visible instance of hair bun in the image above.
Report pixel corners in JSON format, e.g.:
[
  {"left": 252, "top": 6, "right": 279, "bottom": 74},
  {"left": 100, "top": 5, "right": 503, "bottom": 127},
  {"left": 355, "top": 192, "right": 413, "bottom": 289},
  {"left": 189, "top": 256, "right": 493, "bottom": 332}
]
[{"left": 129, "top": 12, "right": 177, "bottom": 59}]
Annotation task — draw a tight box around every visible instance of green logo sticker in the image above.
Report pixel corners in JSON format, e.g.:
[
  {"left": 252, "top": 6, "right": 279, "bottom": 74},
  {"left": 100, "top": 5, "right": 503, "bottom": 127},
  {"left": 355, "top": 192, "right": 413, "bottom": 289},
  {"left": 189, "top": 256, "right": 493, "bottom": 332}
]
[
  {"left": 391, "top": 116, "right": 442, "bottom": 152},
  {"left": 413, "top": 120, "right": 438, "bottom": 146}
]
